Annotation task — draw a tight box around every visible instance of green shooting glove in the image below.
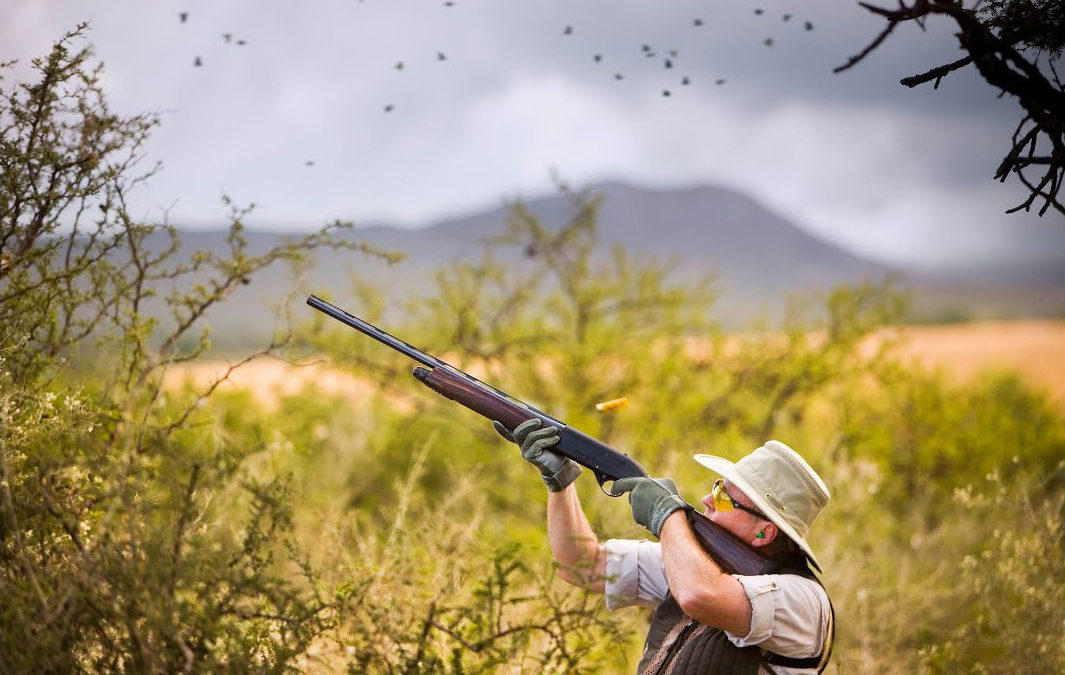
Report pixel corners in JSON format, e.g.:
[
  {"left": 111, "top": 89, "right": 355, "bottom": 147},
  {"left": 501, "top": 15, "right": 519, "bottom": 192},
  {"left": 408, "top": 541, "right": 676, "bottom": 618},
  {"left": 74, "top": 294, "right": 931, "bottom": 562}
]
[
  {"left": 610, "top": 476, "right": 693, "bottom": 538},
  {"left": 493, "top": 419, "right": 582, "bottom": 492}
]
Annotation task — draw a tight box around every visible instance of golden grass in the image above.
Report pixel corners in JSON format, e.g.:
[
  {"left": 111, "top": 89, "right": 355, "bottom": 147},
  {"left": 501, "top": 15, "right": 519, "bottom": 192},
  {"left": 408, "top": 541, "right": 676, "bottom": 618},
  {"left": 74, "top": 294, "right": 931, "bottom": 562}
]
[
  {"left": 165, "top": 320, "right": 1065, "bottom": 410},
  {"left": 160, "top": 358, "right": 401, "bottom": 412},
  {"left": 876, "top": 320, "right": 1065, "bottom": 404}
]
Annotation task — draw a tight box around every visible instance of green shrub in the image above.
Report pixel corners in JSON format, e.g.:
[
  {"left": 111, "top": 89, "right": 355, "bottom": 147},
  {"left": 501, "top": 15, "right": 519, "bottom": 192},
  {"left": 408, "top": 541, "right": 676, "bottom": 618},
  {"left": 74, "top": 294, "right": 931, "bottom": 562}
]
[{"left": 1, "top": 28, "right": 385, "bottom": 673}]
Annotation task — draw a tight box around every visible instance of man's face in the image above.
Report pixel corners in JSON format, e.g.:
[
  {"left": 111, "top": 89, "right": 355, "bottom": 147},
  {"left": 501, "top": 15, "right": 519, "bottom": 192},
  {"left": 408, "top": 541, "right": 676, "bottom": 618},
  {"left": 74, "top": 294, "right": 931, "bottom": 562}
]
[{"left": 700, "top": 480, "right": 766, "bottom": 542}]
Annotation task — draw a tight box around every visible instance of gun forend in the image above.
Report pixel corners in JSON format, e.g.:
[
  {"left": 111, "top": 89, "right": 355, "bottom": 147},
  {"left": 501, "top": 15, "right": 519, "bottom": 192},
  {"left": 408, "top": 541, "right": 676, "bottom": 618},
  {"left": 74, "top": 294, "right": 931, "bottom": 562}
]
[
  {"left": 413, "top": 366, "right": 648, "bottom": 484},
  {"left": 413, "top": 366, "right": 559, "bottom": 431}
]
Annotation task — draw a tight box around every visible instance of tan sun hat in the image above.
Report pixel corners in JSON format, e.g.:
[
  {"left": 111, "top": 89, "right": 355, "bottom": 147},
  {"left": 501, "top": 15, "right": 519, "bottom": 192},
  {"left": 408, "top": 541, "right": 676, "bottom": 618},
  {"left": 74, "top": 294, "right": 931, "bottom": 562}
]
[{"left": 694, "top": 440, "right": 830, "bottom": 572}]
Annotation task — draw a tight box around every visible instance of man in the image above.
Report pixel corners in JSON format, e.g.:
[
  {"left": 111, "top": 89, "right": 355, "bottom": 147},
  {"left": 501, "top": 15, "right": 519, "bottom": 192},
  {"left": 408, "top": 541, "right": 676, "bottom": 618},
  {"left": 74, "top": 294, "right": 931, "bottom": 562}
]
[{"left": 495, "top": 419, "right": 834, "bottom": 675}]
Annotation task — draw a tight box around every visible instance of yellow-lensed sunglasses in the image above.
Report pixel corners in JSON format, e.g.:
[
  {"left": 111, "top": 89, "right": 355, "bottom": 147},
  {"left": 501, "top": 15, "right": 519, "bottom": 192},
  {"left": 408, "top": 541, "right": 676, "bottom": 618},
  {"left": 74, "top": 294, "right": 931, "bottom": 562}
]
[{"left": 711, "top": 479, "right": 766, "bottom": 519}]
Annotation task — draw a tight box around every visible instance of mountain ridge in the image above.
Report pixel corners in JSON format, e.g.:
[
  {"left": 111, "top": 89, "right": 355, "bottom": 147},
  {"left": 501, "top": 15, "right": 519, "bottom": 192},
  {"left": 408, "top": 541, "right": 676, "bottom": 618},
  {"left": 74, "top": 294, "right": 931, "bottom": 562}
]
[{"left": 169, "top": 180, "right": 1062, "bottom": 347}]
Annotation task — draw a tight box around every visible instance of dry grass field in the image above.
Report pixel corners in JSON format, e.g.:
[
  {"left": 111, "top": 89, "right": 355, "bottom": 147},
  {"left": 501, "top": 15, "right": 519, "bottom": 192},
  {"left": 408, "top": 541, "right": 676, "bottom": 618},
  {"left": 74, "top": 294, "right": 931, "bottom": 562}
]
[
  {"left": 162, "top": 358, "right": 391, "bottom": 412},
  {"left": 873, "top": 320, "right": 1065, "bottom": 405},
  {"left": 165, "top": 320, "right": 1065, "bottom": 411}
]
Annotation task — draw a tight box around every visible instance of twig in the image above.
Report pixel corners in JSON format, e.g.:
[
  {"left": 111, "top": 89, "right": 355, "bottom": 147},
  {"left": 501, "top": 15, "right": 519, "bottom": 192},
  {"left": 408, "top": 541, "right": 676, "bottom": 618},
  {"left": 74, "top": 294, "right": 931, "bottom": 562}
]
[
  {"left": 168, "top": 463, "right": 201, "bottom": 599},
  {"left": 834, "top": 3, "right": 907, "bottom": 73},
  {"left": 900, "top": 56, "right": 973, "bottom": 87},
  {"left": 162, "top": 344, "right": 279, "bottom": 436}
]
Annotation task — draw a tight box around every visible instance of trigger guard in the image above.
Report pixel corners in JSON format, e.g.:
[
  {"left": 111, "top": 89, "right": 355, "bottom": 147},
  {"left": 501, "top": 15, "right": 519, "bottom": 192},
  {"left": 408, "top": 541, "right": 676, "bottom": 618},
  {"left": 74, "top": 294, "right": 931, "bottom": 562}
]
[{"left": 594, "top": 471, "right": 616, "bottom": 496}]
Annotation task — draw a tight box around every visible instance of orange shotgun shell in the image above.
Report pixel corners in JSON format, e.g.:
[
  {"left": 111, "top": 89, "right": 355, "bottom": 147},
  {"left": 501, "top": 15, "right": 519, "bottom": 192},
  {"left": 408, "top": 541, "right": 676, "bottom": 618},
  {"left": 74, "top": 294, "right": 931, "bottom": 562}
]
[{"left": 595, "top": 397, "right": 629, "bottom": 412}]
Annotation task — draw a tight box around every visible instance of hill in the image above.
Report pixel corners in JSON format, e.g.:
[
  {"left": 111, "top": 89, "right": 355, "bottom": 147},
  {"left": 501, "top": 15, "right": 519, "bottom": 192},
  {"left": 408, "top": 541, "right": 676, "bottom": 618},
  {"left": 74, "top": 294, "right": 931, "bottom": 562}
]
[{"left": 167, "top": 181, "right": 1064, "bottom": 347}]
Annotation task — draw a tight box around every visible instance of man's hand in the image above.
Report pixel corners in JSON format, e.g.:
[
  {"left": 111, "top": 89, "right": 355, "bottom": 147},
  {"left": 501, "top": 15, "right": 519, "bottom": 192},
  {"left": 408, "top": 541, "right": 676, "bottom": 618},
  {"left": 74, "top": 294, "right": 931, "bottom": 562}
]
[
  {"left": 610, "top": 477, "right": 693, "bottom": 537},
  {"left": 493, "top": 419, "right": 582, "bottom": 492}
]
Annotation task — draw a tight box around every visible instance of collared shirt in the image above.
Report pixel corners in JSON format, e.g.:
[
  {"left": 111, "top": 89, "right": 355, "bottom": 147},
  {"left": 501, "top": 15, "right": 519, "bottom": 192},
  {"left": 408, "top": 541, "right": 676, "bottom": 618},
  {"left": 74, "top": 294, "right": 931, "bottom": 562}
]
[{"left": 604, "top": 539, "right": 831, "bottom": 675}]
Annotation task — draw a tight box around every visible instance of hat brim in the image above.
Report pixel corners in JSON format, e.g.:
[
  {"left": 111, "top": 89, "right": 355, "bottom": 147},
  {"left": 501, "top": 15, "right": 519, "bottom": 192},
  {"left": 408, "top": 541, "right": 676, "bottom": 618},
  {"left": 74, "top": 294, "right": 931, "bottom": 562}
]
[{"left": 694, "top": 454, "right": 822, "bottom": 572}]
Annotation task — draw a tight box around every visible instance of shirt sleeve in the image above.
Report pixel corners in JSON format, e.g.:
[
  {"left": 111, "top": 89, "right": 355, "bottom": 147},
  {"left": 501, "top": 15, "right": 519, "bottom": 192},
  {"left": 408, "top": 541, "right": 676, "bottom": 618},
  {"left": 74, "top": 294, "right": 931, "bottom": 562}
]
[
  {"left": 726, "top": 573, "right": 831, "bottom": 659},
  {"left": 602, "top": 539, "right": 670, "bottom": 610}
]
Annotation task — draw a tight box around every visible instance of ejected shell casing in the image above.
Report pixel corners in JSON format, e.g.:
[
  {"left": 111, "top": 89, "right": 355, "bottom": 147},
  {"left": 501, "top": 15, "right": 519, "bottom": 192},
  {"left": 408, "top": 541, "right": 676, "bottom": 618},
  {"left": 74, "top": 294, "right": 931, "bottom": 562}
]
[{"left": 595, "top": 397, "right": 628, "bottom": 412}]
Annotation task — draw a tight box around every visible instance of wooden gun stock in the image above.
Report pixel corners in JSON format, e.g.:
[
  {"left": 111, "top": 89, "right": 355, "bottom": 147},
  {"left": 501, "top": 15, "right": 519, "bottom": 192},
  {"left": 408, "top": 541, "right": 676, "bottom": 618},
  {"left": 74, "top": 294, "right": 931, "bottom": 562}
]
[
  {"left": 687, "top": 511, "right": 770, "bottom": 575},
  {"left": 414, "top": 365, "right": 550, "bottom": 432}
]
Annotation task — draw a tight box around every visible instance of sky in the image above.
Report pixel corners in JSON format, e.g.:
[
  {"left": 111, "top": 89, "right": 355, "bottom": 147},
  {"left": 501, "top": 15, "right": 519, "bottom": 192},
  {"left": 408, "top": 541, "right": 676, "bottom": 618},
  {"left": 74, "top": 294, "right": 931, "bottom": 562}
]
[{"left": 3, "top": 0, "right": 1063, "bottom": 269}]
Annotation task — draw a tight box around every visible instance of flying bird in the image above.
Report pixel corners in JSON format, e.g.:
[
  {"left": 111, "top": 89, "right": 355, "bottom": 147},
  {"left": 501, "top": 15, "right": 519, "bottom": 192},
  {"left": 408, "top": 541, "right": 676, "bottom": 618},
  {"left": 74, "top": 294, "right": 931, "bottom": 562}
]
[
  {"left": 681, "top": 76, "right": 690, "bottom": 85},
  {"left": 664, "top": 59, "right": 673, "bottom": 69},
  {"left": 563, "top": 25, "right": 573, "bottom": 35},
  {"left": 395, "top": 61, "right": 404, "bottom": 70},
  {"left": 384, "top": 104, "right": 394, "bottom": 113},
  {"left": 304, "top": 160, "right": 315, "bottom": 167},
  {"left": 594, "top": 54, "right": 602, "bottom": 63},
  {"left": 179, "top": 12, "right": 188, "bottom": 23},
  {"left": 194, "top": 56, "right": 202, "bottom": 67},
  {"left": 763, "top": 37, "right": 774, "bottom": 47},
  {"left": 715, "top": 78, "right": 726, "bottom": 85},
  {"left": 805, "top": 21, "right": 814, "bottom": 31},
  {"left": 614, "top": 73, "right": 624, "bottom": 80},
  {"left": 662, "top": 89, "right": 671, "bottom": 97},
  {"left": 754, "top": 8, "right": 764, "bottom": 15},
  {"left": 437, "top": 52, "right": 447, "bottom": 61},
  {"left": 693, "top": 18, "right": 703, "bottom": 27},
  {"left": 223, "top": 33, "right": 232, "bottom": 43},
  {"left": 783, "top": 14, "right": 792, "bottom": 22}
]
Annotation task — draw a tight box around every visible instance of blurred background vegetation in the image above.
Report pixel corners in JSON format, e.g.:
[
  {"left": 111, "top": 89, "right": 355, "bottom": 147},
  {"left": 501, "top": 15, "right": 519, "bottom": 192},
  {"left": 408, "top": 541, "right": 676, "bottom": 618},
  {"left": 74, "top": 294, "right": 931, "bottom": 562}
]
[{"left": 3, "top": 30, "right": 1063, "bottom": 674}]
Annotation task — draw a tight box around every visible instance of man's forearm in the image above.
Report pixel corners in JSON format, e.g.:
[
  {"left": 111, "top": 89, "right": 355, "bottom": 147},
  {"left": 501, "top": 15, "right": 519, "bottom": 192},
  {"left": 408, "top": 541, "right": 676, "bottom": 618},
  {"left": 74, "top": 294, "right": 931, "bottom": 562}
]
[
  {"left": 659, "top": 511, "right": 752, "bottom": 635},
  {"left": 546, "top": 486, "right": 606, "bottom": 591}
]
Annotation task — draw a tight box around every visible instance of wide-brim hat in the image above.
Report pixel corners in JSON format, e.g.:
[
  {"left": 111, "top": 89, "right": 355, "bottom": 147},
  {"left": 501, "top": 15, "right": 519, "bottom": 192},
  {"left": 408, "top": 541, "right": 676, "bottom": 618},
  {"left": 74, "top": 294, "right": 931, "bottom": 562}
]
[{"left": 694, "top": 440, "right": 830, "bottom": 572}]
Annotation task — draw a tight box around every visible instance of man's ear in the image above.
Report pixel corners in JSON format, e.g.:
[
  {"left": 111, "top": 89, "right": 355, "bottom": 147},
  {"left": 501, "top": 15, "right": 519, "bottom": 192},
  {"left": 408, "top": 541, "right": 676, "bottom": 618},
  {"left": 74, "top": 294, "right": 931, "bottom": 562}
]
[{"left": 751, "top": 522, "right": 778, "bottom": 548}]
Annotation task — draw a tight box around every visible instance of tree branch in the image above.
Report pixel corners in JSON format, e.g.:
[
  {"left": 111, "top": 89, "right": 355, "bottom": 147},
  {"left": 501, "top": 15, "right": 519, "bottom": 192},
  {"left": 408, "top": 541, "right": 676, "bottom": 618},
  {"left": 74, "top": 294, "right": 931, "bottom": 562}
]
[{"left": 900, "top": 55, "right": 973, "bottom": 88}]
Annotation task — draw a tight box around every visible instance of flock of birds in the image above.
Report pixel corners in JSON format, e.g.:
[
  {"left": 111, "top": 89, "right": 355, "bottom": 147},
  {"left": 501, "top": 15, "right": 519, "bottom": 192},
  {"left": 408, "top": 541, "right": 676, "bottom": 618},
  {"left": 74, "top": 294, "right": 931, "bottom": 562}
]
[
  {"left": 181, "top": 12, "right": 248, "bottom": 67},
  {"left": 176, "top": 6, "right": 814, "bottom": 167},
  {"left": 559, "top": 12, "right": 814, "bottom": 99}
]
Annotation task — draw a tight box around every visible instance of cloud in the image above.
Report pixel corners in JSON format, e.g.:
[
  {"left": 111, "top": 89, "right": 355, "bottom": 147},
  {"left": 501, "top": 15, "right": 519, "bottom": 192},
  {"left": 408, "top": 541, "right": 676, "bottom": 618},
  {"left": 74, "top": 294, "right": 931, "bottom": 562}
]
[{"left": 3, "top": 0, "right": 1060, "bottom": 269}]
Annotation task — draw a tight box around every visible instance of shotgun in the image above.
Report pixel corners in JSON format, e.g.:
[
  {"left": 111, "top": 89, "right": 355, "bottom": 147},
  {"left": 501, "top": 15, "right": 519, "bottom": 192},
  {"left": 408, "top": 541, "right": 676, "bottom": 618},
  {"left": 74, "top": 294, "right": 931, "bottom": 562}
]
[{"left": 307, "top": 294, "right": 770, "bottom": 576}]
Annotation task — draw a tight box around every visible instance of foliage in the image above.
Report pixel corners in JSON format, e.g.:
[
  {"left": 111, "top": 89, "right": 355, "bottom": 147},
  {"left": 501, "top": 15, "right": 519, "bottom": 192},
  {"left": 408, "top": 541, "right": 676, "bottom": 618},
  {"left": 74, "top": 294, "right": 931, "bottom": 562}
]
[
  {"left": 833, "top": 367, "right": 1063, "bottom": 515},
  {"left": 919, "top": 466, "right": 1065, "bottom": 673},
  {"left": 302, "top": 435, "right": 627, "bottom": 674},
  {"left": 980, "top": 0, "right": 1065, "bottom": 55},
  {"left": 0, "top": 28, "right": 390, "bottom": 673}
]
